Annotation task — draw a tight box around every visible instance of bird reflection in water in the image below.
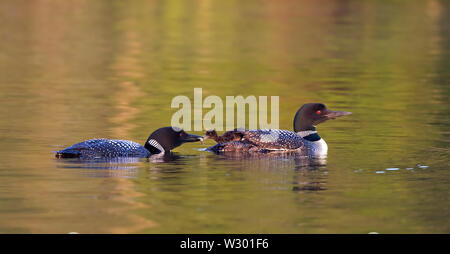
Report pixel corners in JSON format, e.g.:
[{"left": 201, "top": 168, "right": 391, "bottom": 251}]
[
  {"left": 54, "top": 152, "right": 183, "bottom": 177},
  {"left": 205, "top": 151, "right": 328, "bottom": 192}
]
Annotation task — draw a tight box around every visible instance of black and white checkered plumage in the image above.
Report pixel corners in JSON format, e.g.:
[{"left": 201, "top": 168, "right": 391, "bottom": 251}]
[
  {"left": 207, "top": 129, "right": 306, "bottom": 153},
  {"left": 55, "top": 127, "right": 203, "bottom": 159},
  {"left": 55, "top": 139, "right": 151, "bottom": 159}
]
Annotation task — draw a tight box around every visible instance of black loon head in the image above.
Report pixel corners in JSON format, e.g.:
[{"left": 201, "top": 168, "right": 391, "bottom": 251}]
[
  {"left": 293, "top": 103, "right": 351, "bottom": 139},
  {"left": 144, "top": 127, "right": 203, "bottom": 154}
]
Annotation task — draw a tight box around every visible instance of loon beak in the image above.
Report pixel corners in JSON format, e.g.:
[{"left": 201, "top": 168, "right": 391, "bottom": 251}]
[
  {"left": 324, "top": 110, "right": 352, "bottom": 120},
  {"left": 183, "top": 133, "right": 204, "bottom": 143}
]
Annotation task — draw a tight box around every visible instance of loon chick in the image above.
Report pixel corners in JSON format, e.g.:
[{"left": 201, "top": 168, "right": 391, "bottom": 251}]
[
  {"left": 204, "top": 129, "right": 244, "bottom": 144},
  {"left": 55, "top": 127, "right": 203, "bottom": 159},
  {"left": 206, "top": 103, "right": 351, "bottom": 156}
]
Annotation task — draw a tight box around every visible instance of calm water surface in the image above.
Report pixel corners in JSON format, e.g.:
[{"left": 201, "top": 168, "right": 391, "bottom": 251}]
[{"left": 0, "top": 0, "right": 449, "bottom": 233}]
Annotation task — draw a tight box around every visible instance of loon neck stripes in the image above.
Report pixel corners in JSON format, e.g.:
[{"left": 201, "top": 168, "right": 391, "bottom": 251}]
[
  {"left": 147, "top": 139, "right": 165, "bottom": 154},
  {"left": 297, "top": 130, "right": 321, "bottom": 142}
]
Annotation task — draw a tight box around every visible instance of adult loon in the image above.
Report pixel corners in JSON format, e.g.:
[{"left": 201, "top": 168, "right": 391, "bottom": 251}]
[
  {"left": 205, "top": 103, "right": 351, "bottom": 156},
  {"left": 55, "top": 127, "right": 203, "bottom": 159}
]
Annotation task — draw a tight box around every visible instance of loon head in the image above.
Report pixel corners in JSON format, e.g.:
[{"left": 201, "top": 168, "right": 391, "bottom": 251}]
[
  {"left": 293, "top": 103, "right": 351, "bottom": 134},
  {"left": 203, "top": 130, "right": 219, "bottom": 141},
  {"left": 144, "top": 127, "right": 203, "bottom": 154}
]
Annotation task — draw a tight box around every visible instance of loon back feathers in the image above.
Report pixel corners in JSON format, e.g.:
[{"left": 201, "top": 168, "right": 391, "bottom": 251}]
[
  {"left": 239, "top": 129, "right": 304, "bottom": 150},
  {"left": 55, "top": 127, "right": 203, "bottom": 159},
  {"left": 207, "top": 129, "right": 305, "bottom": 153},
  {"left": 55, "top": 139, "right": 150, "bottom": 159}
]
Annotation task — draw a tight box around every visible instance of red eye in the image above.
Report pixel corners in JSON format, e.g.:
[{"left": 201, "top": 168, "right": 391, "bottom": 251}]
[
  {"left": 179, "top": 133, "right": 183, "bottom": 137},
  {"left": 316, "top": 110, "right": 322, "bottom": 114}
]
